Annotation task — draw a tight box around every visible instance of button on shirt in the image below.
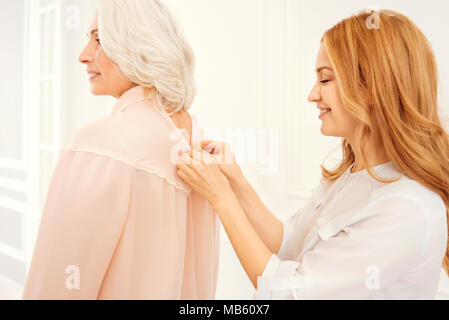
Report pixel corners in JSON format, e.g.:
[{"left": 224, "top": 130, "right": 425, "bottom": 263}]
[{"left": 254, "top": 162, "right": 447, "bottom": 299}]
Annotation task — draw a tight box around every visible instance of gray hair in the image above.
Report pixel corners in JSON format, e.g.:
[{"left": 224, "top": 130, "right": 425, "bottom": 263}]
[{"left": 98, "top": 0, "right": 196, "bottom": 113}]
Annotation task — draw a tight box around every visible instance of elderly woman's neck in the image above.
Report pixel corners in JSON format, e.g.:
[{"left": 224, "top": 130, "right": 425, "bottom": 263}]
[{"left": 169, "top": 109, "right": 193, "bottom": 145}]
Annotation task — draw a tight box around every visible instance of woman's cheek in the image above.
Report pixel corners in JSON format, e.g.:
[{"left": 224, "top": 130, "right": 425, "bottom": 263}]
[
  {"left": 324, "top": 84, "right": 344, "bottom": 111},
  {"left": 321, "top": 87, "right": 332, "bottom": 108},
  {"left": 95, "top": 48, "right": 109, "bottom": 76}
]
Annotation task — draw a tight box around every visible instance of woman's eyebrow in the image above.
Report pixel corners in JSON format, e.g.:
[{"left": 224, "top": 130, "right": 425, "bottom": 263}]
[
  {"left": 316, "top": 66, "right": 333, "bottom": 73},
  {"left": 86, "top": 28, "right": 99, "bottom": 38}
]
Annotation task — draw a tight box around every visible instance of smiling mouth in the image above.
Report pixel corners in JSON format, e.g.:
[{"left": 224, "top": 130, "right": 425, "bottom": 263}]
[
  {"left": 319, "top": 108, "right": 331, "bottom": 119},
  {"left": 89, "top": 73, "right": 101, "bottom": 80}
]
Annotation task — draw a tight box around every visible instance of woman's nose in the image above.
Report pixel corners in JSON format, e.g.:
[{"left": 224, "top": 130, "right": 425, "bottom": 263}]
[
  {"left": 308, "top": 83, "right": 321, "bottom": 103},
  {"left": 78, "top": 44, "right": 93, "bottom": 64}
]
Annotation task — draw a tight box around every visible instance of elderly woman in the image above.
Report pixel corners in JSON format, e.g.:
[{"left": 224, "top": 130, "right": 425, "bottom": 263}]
[{"left": 22, "top": 0, "right": 219, "bottom": 300}]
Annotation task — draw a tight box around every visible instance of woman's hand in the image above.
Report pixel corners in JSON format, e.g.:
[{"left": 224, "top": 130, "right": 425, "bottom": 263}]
[
  {"left": 176, "top": 148, "right": 236, "bottom": 211},
  {"left": 177, "top": 148, "right": 273, "bottom": 289},
  {"left": 201, "top": 140, "right": 244, "bottom": 184}
]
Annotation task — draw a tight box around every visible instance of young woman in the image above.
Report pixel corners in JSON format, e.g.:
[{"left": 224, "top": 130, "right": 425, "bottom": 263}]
[
  {"left": 177, "top": 9, "right": 449, "bottom": 299},
  {"left": 23, "top": 0, "right": 219, "bottom": 299}
]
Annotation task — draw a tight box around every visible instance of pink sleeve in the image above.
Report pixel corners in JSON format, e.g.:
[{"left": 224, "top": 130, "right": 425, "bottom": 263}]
[{"left": 23, "top": 148, "right": 219, "bottom": 299}]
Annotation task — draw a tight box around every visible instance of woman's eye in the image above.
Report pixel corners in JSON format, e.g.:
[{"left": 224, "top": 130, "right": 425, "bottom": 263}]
[
  {"left": 320, "top": 80, "right": 330, "bottom": 84},
  {"left": 95, "top": 39, "right": 101, "bottom": 45}
]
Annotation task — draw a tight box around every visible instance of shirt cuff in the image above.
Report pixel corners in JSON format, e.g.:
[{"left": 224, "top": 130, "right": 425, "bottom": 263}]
[
  {"left": 261, "top": 254, "right": 283, "bottom": 278},
  {"left": 277, "top": 220, "right": 294, "bottom": 260},
  {"left": 257, "top": 254, "right": 283, "bottom": 291},
  {"left": 257, "top": 254, "right": 314, "bottom": 293}
]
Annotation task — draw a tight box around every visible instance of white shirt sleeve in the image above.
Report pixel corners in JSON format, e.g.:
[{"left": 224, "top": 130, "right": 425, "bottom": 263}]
[
  {"left": 276, "top": 197, "right": 316, "bottom": 261},
  {"left": 253, "top": 196, "right": 432, "bottom": 300}
]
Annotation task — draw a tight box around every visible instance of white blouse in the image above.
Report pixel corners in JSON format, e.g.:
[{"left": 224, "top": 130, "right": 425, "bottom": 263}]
[{"left": 254, "top": 161, "right": 447, "bottom": 299}]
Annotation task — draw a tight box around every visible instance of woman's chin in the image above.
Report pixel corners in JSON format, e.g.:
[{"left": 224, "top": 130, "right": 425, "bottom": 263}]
[
  {"left": 320, "top": 125, "right": 328, "bottom": 136},
  {"left": 90, "top": 85, "right": 106, "bottom": 96},
  {"left": 320, "top": 126, "right": 335, "bottom": 137}
]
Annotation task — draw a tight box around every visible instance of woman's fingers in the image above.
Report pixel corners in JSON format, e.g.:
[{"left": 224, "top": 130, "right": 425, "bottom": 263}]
[
  {"left": 202, "top": 140, "right": 223, "bottom": 156},
  {"left": 177, "top": 168, "right": 189, "bottom": 183},
  {"left": 201, "top": 141, "right": 234, "bottom": 165},
  {"left": 187, "top": 148, "right": 215, "bottom": 166},
  {"left": 177, "top": 154, "right": 201, "bottom": 188},
  {"left": 177, "top": 147, "right": 234, "bottom": 206},
  {"left": 177, "top": 156, "right": 197, "bottom": 180},
  {"left": 178, "top": 151, "right": 210, "bottom": 176},
  {"left": 182, "top": 151, "right": 199, "bottom": 166},
  {"left": 201, "top": 140, "right": 214, "bottom": 150},
  {"left": 189, "top": 148, "right": 201, "bottom": 161},
  {"left": 177, "top": 153, "right": 212, "bottom": 196}
]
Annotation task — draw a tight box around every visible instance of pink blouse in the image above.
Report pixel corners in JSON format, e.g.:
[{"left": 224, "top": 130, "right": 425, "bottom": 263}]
[{"left": 22, "top": 86, "right": 220, "bottom": 300}]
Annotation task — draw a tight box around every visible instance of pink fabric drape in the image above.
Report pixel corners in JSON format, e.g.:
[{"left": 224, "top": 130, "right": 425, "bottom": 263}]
[{"left": 22, "top": 86, "right": 220, "bottom": 299}]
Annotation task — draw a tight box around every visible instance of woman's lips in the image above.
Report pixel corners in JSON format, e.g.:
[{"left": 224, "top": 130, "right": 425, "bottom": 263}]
[
  {"left": 319, "top": 108, "right": 331, "bottom": 120},
  {"left": 89, "top": 73, "right": 101, "bottom": 80}
]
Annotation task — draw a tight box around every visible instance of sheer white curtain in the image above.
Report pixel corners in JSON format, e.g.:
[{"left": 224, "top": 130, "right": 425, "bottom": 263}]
[{"left": 0, "top": 0, "right": 27, "bottom": 298}]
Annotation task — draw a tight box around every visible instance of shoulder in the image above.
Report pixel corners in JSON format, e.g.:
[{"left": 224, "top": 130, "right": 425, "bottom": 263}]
[
  {"left": 68, "top": 103, "right": 174, "bottom": 149},
  {"left": 359, "top": 178, "right": 447, "bottom": 247},
  {"left": 370, "top": 177, "right": 445, "bottom": 219},
  {"left": 358, "top": 177, "right": 447, "bottom": 263},
  {"left": 63, "top": 103, "right": 191, "bottom": 193}
]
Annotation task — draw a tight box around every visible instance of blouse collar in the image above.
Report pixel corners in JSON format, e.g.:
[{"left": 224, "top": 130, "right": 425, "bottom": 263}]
[
  {"left": 110, "top": 85, "right": 147, "bottom": 116},
  {"left": 348, "top": 161, "right": 401, "bottom": 178}
]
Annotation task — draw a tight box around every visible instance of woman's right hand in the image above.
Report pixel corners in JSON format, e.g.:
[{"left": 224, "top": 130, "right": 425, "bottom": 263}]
[
  {"left": 201, "top": 141, "right": 284, "bottom": 256},
  {"left": 201, "top": 140, "right": 244, "bottom": 184}
]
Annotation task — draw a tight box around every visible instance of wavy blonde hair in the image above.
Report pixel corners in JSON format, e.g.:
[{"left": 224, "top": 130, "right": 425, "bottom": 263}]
[
  {"left": 98, "top": 0, "right": 196, "bottom": 113},
  {"left": 321, "top": 9, "right": 449, "bottom": 276}
]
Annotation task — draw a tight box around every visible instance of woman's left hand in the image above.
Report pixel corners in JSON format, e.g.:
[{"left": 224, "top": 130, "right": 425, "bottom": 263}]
[{"left": 176, "top": 148, "right": 235, "bottom": 210}]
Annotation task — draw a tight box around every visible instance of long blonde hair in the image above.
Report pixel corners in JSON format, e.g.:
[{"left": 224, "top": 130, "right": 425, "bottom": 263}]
[{"left": 321, "top": 9, "right": 449, "bottom": 276}]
